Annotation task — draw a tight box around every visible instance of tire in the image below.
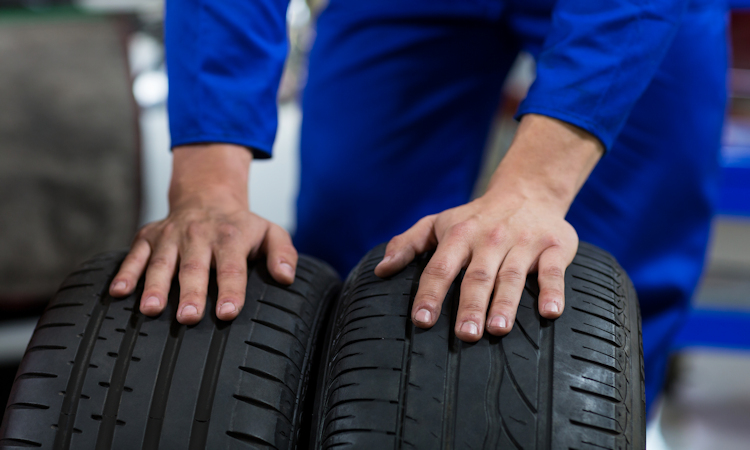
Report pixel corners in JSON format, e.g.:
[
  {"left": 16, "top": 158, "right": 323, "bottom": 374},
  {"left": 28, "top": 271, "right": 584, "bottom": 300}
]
[
  {"left": 310, "top": 242, "right": 645, "bottom": 449},
  {"left": 0, "top": 251, "right": 340, "bottom": 450}
]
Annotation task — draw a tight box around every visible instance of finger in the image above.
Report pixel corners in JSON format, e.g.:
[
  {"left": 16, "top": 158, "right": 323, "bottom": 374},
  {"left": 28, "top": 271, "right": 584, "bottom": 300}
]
[
  {"left": 262, "top": 224, "right": 298, "bottom": 285},
  {"left": 214, "top": 225, "right": 248, "bottom": 321},
  {"left": 375, "top": 215, "right": 437, "bottom": 278},
  {"left": 411, "top": 228, "right": 470, "bottom": 329},
  {"left": 536, "top": 246, "right": 572, "bottom": 319},
  {"left": 140, "top": 226, "right": 179, "bottom": 317},
  {"left": 111, "top": 236, "right": 151, "bottom": 297},
  {"left": 176, "top": 224, "right": 213, "bottom": 325},
  {"left": 455, "top": 249, "right": 505, "bottom": 342},
  {"left": 486, "top": 247, "right": 537, "bottom": 336}
]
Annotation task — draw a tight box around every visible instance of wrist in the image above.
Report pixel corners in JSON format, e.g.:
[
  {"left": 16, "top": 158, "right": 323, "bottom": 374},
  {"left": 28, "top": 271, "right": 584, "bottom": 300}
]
[
  {"left": 485, "top": 114, "right": 603, "bottom": 214},
  {"left": 169, "top": 143, "right": 252, "bottom": 208}
]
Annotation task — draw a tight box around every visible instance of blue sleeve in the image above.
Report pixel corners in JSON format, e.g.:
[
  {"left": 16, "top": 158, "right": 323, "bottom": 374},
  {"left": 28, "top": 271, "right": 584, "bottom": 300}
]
[
  {"left": 516, "top": 0, "right": 689, "bottom": 151},
  {"left": 165, "top": 0, "right": 288, "bottom": 159}
]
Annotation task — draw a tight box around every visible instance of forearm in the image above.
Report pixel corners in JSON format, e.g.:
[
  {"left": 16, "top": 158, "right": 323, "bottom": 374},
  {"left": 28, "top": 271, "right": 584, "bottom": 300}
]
[
  {"left": 169, "top": 144, "right": 253, "bottom": 209},
  {"left": 485, "top": 114, "right": 604, "bottom": 215}
]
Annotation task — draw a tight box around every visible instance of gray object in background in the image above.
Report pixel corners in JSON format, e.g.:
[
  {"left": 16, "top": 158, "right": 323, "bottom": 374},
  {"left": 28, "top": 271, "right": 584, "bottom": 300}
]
[{"left": 0, "top": 12, "right": 139, "bottom": 301}]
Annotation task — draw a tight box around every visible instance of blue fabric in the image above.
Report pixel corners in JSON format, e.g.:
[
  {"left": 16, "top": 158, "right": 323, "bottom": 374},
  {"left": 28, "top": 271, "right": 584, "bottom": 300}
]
[
  {"left": 165, "top": 0, "right": 288, "bottom": 158},
  {"left": 294, "top": 0, "right": 727, "bottom": 417},
  {"left": 565, "top": 1, "right": 728, "bottom": 413}
]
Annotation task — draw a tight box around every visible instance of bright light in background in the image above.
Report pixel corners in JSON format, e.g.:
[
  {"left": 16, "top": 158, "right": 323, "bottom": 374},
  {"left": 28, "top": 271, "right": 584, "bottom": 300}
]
[{"left": 133, "top": 70, "right": 168, "bottom": 108}]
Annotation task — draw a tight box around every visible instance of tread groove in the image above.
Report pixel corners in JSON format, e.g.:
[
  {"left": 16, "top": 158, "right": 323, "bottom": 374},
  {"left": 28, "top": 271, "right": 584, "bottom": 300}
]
[
  {"left": 232, "top": 394, "right": 291, "bottom": 422},
  {"left": 57, "top": 283, "right": 96, "bottom": 293},
  {"left": 237, "top": 365, "right": 294, "bottom": 393},
  {"left": 95, "top": 301, "right": 145, "bottom": 450},
  {"left": 36, "top": 323, "right": 76, "bottom": 331},
  {"left": 501, "top": 345, "right": 537, "bottom": 414},
  {"left": 244, "top": 341, "right": 301, "bottom": 371},
  {"left": 571, "top": 355, "right": 621, "bottom": 373},
  {"left": 396, "top": 258, "right": 425, "bottom": 450},
  {"left": 569, "top": 420, "right": 620, "bottom": 436},
  {"left": 226, "top": 430, "right": 278, "bottom": 449},
  {"left": 0, "top": 438, "right": 43, "bottom": 448},
  {"left": 500, "top": 417, "right": 522, "bottom": 450},
  {"left": 188, "top": 318, "right": 232, "bottom": 450},
  {"left": 257, "top": 298, "right": 305, "bottom": 321},
  {"left": 572, "top": 328, "right": 619, "bottom": 347},
  {"left": 46, "top": 303, "right": 85, "bottom": 311},
  {"left": 514, "top": 319, "right": 540, "bottom": 350},
  {"left": 68, "top": 268, "right": 105, "bottom": 277},
  {"left": 570, "top": 386, "right": 620, "bottom": 404},
  {"left": 143, "top": 308, "right": 186, "bottom": 450},
  {"left": 482, "top": 337, "right": 502, "bottom": 449},
  {"left": 7, "top": 402, "right": 50, "bottom": 410},
  {"left": 571, "top": 307, "right": 618, "bottom": 327},
  {"left": 251, "top": 318, "right": 305, "bottom": 346},
  {"left": 440, "top": 282, "right": 462, "bottom": 450},
  {"left": 53, "top": 282, "right": 113, "bottom": 450}
]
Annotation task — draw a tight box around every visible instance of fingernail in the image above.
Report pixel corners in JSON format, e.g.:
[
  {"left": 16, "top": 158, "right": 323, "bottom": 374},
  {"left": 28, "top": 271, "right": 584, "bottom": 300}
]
[
  {"left": 414, "top": 309, "right": 431, "bottom": 324},
  {"left": 112, "top": 281, "right": 126, "bottom": 291},
  {"left": 545, "top": 302, "right": 560, "bottom": 313},
  {"left": 378, "top": 255, "right": 393, "bottom": 267},
  {"left": 280, "top": 262, "right": 294, "bottom": 278},
  {"left": 143, "top": 296, "right": 160, "bottom": 309},
  {"left": 220, "top": 302, "right": 236, "bottom": 316},
  {"left": 490, "top": 315, "right": 507, "bottom": 329},
  {"left": 460, "top": 321, "right": 479, "bottom": 336},
  {"left": 180, "top": 304, "right": 198, "bottom": 317}
]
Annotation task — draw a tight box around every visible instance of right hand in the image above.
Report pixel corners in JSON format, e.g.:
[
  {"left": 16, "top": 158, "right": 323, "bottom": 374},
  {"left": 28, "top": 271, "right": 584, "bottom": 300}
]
[{"left": 108, "top": 144, "right": 298, "bottom": 325}]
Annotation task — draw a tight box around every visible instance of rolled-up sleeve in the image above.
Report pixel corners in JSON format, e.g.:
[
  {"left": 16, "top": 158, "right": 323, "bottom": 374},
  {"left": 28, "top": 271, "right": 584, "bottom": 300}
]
[
  {"left": 516, "top": 0, "right": 688, "bottom": 151},
  {"left": 165, "top": 0, "right": 288, "bottom": 159}
]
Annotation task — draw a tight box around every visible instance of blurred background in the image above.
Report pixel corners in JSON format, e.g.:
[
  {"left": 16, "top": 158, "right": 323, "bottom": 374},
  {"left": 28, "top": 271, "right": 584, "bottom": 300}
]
[{"left": 0, "top": 1, "right": 748, "bottom": 448}]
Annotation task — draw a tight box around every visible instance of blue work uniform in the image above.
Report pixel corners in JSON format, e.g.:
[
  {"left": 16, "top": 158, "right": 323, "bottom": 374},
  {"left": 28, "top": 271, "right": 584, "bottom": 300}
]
[{"left": 166, "top": 0, "right": 728, "bottom": 416}]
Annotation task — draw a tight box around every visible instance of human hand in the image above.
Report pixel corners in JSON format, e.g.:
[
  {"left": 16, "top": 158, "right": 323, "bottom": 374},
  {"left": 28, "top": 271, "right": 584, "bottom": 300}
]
[
  {"left": 108, "top": 144, "right": 297, "bottom": 325},
  {"left": 374, "top": 114, "right": 604, "bottom": 342}
]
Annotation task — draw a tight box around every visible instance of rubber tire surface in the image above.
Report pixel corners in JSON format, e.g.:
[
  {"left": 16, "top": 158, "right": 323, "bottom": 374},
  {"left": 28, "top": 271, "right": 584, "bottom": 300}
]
[
  {"left": 0, "top": 251, "right": 340, "bottom": 450},
  {"left": 310, "top": 242, "right": 645, "bottom": 449}
]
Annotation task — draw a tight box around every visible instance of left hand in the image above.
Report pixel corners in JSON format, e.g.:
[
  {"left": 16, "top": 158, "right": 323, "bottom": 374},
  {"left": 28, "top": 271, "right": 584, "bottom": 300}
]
[{"left": 374, "top": 114, "right": 603, "bottom": 342}]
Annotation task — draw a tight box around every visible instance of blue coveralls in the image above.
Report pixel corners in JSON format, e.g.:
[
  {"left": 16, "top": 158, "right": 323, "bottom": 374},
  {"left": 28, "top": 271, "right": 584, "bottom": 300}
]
[{"left": 166, "top": 0, "right": 728, "bottom": 415}]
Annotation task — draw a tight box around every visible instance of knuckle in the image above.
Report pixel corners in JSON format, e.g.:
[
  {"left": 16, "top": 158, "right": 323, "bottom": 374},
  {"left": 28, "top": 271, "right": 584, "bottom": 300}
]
[
  {"left": 486, "top": 228, "right": 506, "bottom": 247},
  {"left": 217, "top": 223, "right": 240, "bottom": 242},
  {"left": 540, "top": 265, "right": 565, "bottom": 280},
  {"left": 218, "top": 263, "right": 245, "bottom": 279},
  {"left": 492, "top": 296, "right": 516, "bottom": 311},
  {"left": 460, "top": 300, "right": 486, "bottom": 314},
  {"left": 541, "top": 234, "right": 563, "bottom": 249},
  {"left": 448, "top": 221, "right": 474, "bottom": 239},
  {"left": 498, "top": 267, "right": 525, "bottom": 284},
  {"left": 388, "top": 234, "right": 406, "bottom": 248},
  {"left": 135, "top": 227, "right": 151, "bottom": 241},
  {"left": 515, "top": 231, "right": 533, "bottom": 247},
  {"left": 464, "top": 268, "right": 494, "bottom": 285},
  {"left": 186, "top": 222, "right": 207, "bottom": 241},
  {"left": 541, "top": 287, "right": 565, "bottom": 299},
  {"left": 416, "top": 289, "right": 443, "bottom": 306},
  {"left": 148, "top": 255, "right": 171, "bottom": 270},
  {"left": 424, "top": 260, "right": 452, "bottom": 279},
  {"left": 180, "top": 260, "right": 206, "bottom": 273},
  {"left": 219, "top": 290, "right": 244, "bottom": 301},
  {"left": 181, "top": 290, "right": 207, "bottom": 303},
  {"left": 161, "top": 222, "right": 176, "bottom": 237}
]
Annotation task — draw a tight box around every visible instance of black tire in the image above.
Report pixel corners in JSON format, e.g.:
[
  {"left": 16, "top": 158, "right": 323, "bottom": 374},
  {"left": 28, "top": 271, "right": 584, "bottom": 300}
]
[
  {"left": 310, "top": 242, "right": 645, "bottom": 449},
  {"left": 0, "top": 251, "right": 340, "bottom": 450}
]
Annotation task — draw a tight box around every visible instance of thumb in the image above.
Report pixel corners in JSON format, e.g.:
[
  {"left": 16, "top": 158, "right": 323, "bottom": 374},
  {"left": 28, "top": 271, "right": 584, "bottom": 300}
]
[{"left": 375, "top": 215, "right": 438, "bottom": 278}]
